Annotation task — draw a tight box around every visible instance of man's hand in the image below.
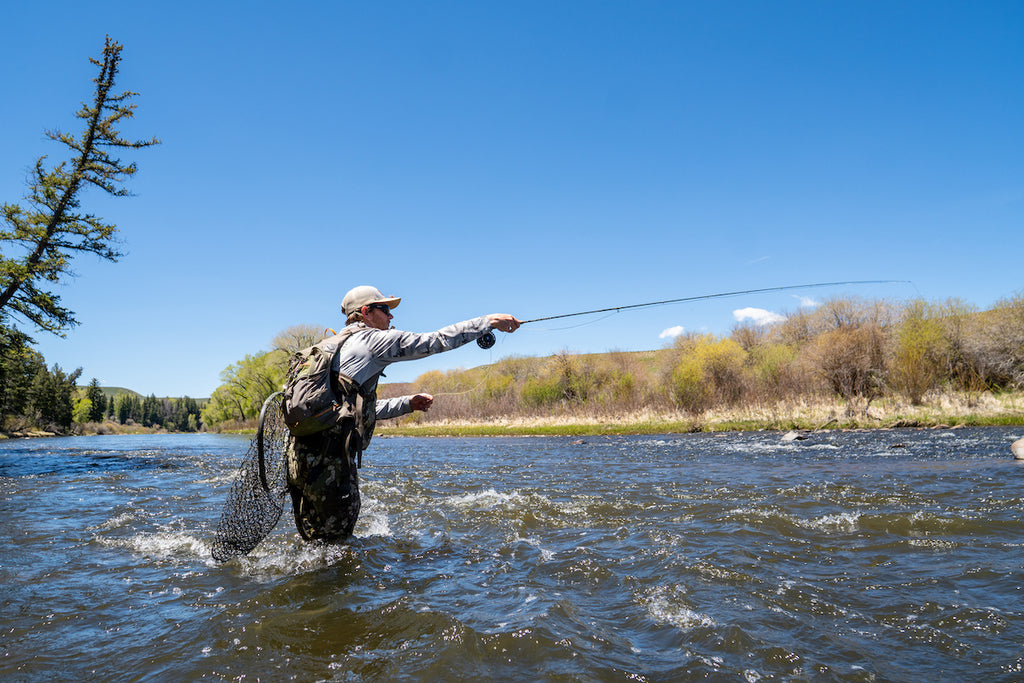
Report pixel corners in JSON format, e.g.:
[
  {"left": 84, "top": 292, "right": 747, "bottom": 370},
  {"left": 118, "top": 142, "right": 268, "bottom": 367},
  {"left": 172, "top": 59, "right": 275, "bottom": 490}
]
[
  {"left": 488, "top": 314, "right": 521, "bottom": 333},
  {"left": 410, "top": 393, "right": 434, "bottom": 412}
]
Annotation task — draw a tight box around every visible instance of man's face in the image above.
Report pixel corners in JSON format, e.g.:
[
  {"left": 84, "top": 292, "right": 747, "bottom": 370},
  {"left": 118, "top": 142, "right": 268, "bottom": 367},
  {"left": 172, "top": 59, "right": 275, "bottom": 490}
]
[{"left": 362, "top": 303, "right": 393, "bottom": 330}]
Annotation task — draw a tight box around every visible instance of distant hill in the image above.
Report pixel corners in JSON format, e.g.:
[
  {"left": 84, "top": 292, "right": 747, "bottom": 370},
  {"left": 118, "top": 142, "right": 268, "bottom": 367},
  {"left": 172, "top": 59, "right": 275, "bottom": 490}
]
[
  {"left": 76, "top": 386, "right": 209, "bottom": 405},
  {"left": 98, "top": 386, "right": 141, "bottom": 399}
]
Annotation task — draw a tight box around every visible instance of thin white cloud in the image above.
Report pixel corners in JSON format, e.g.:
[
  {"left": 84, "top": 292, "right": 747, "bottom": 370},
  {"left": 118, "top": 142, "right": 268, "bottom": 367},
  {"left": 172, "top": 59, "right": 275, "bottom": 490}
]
[
  {"left": 733, "top": 307, "right": 785, "bottom": 326},
  {"left": 659, "top": 325, "right": 685, "bottom": 339},
  {"left": 793, "top": 295, "right": 818, "bottom": 308}
]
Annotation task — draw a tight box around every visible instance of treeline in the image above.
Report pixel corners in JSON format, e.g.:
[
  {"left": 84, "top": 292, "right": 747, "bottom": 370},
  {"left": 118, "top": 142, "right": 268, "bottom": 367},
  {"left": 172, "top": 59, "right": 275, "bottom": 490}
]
[
  {"left": 0, "top": 328, "right": 82, "bottom": 433},
  {"left": 200, "top": 294, "right": 1024, "bottom": 431},
  {"left": 90, "top": 389, "right": 204, "bottom": 432},
  {"left": 0, "top": 329, "right": 203, "bottom": 434}
]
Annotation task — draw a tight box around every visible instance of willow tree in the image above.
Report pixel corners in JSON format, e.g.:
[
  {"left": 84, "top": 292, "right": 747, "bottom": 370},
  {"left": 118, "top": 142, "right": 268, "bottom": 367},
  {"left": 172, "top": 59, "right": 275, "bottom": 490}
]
[{"left": 0, "top": 36, "right": 159, "bottom": 337}]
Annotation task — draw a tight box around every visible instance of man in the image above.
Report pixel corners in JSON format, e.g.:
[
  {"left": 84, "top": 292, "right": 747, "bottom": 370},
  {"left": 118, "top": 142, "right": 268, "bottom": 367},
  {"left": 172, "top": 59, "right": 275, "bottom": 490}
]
[{"left": 286, "top": 285, "right": 521, "bottom": 543}]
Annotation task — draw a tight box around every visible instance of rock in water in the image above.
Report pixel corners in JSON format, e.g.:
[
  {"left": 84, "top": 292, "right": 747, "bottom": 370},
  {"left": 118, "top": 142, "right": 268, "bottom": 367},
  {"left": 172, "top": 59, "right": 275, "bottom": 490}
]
[{"left": 1012, "top": 438, "right": 1024, "bottom": 460}]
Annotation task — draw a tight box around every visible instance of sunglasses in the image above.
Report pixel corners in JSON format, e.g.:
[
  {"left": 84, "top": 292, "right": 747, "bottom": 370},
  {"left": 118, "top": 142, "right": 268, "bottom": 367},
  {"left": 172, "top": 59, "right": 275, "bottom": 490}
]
[{"left": 367, "top": 303, "right": 391, "bottom": 315}]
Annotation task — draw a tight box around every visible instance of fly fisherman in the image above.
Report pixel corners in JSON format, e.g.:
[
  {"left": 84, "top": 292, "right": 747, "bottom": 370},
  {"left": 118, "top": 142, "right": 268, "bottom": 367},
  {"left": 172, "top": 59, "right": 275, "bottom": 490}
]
[{"left": 286, "top": 285, "right": 521, "bottom": 543}]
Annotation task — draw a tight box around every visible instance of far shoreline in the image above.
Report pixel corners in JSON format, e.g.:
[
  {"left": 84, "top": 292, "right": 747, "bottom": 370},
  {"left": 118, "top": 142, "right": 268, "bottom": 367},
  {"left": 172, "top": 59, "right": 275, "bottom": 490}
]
[
  {"left": 374, "top": 391, "right": 1024, "bottom": 437},
  {"left": 374, "top": 414, "right": 1023, "bottom": 438},
  {"left": 10, "top": 391, "right": 1023, "bottom": 440}
]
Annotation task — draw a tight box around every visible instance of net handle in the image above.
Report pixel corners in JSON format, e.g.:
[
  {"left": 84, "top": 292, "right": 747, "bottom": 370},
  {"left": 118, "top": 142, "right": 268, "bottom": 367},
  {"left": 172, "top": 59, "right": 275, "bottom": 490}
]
[{"left": 257, "top": 391, "right": 284, "bottom": 492}]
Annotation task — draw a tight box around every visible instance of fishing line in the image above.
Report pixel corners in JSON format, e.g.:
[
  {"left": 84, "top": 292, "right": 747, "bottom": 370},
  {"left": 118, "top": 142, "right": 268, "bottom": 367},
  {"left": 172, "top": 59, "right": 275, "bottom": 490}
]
[
  {"left": 527, "top": 311, "right": 621, "bottom": 333},
  {"left": 476, "top": 279, "right": 912, "bottom": 348},
  {"left": 424, "top": 347, "right": 497, "bottom": 397},
  {"left": 521, "top": 280, "right": 911, "bottom": 324}
]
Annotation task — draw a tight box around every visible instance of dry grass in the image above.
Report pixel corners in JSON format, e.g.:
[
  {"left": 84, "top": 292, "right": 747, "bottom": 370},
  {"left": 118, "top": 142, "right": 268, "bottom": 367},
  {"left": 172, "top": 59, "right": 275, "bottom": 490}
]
[{"left": 376, "top": 390, "right": 1024, "bottom": 436}]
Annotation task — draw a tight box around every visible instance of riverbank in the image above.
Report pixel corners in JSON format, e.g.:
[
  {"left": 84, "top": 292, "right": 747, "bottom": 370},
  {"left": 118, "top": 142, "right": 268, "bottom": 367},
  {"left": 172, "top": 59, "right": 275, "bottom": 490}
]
[
  {"left": 12, "top": 391, "right": 1022, "bottom": 439},
  {"left": 375, "top": 390, "right": 1024, "bottom": 437},
  {"left": 0, "top": 422, "right": 186, "bottom": 440}
]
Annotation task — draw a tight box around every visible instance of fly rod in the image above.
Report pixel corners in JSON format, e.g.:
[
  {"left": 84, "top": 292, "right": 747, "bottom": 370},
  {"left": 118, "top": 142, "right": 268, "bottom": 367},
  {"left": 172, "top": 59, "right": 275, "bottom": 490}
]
[{"left": 476, "top": 279, "right": 910, "bottom": 348}]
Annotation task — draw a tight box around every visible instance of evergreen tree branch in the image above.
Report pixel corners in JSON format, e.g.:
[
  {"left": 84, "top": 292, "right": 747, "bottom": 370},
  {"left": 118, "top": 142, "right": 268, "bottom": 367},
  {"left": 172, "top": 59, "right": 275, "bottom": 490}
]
[{"left": 0, "top": 36, "right": 159, "bottom": 336}]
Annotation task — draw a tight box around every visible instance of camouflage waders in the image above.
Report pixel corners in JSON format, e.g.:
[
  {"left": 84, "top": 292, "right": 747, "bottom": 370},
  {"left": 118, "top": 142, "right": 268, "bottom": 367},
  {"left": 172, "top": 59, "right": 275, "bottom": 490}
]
[
  {"left": 287, "top": 426, "right": 362, "bottom": 542},
  {"left": 286, "top": 372, "right": 376, "bottom": 543}
]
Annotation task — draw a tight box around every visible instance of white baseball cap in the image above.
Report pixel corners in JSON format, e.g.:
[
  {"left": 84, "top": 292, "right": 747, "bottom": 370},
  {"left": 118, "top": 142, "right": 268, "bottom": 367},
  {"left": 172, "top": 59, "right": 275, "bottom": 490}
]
[{"left": 341, "top": 285, "right": 401, "bottom": 315}]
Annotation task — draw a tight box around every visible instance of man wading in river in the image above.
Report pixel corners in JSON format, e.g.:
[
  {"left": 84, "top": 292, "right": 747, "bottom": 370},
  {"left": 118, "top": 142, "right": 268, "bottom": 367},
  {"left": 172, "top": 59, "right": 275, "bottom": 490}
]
[{"left": 285, "top": 285, "right": 521, "bottom": 543}]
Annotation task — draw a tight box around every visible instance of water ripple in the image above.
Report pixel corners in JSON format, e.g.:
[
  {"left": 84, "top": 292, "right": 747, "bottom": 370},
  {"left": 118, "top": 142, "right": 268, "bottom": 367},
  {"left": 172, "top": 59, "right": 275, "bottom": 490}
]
[{"left": 2, "top": 428, "right": 1023, "bottom": 680}]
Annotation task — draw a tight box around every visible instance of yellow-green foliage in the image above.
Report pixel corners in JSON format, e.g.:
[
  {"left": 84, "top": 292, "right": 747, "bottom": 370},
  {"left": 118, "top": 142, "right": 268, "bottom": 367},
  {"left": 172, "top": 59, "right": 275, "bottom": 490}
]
[
  {"left": 415, "top": 368, "right": 483, "bottom": 404},
  {"left": 670, "top": 352, "right": 710, "bottom": 414},
  {"left": 749, "top": 342, "right": 798, "bottom": 390},
  {"left": 72, "top": 397, "right": 92, "bottom": 424},
  {"left": 200, "top": 350, "right": 287, "bottom": 425},
  {"left": 483, "top": 373, "right": 514, "bottom": 400},
  {"left": 890, "top": 300, "right": 950, "bottom": 405},
  {"left": 519, "top": 353, "right": 584, "bottom": 407},
  {"left": 521, "top": 375, "right": 564, "bottom": 408},
  {"left": 608, "top": 370, "right": 636, "bottom": 404},
  {"left": 669, "top": 334, "right": 748, "bottom": 414}
]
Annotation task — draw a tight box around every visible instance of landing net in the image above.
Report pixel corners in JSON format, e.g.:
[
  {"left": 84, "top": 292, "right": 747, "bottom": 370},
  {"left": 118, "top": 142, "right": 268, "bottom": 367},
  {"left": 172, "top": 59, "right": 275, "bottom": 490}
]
[{"left": 211, "top": 391, "right": 290, "bottom": 561}]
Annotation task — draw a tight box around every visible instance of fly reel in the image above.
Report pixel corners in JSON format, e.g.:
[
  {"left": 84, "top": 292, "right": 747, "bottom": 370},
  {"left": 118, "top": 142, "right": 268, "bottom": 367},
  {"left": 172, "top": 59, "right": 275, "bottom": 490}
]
[{"left": 477, "top": 331, "right": 496, "bottom": 349}]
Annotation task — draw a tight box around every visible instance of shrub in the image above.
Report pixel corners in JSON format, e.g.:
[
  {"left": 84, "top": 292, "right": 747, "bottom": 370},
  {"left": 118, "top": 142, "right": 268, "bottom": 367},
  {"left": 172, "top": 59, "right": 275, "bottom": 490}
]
[
  {"left": 964, "top": 291, "right": 1024, "bottom": 389},
  {"left": 748, "top": 342, "right": 802, "bottom": 400},
  {"left": 668, "top": 334, "right": 748, "bottom": 414},
  {"left": 809, "top": 324, "right": 886, "bottom": 403},
  {"left": 483, "top": 373, "right": 514, "bottom": 400},
  {"left": 670, "top": 352, "right": 713, "bottom": 414},
  {"left": 521, "top": 375, "right": 563, "bottom": 408},
  {"left": 890, "top": 300, "right": 949, "bottom": 405}
]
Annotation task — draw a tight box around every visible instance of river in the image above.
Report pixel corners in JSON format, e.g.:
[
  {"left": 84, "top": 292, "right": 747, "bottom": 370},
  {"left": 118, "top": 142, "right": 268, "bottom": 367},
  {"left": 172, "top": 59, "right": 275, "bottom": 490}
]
[{"left": 1, "top": 427, "right": 1022, "bottom": 681}]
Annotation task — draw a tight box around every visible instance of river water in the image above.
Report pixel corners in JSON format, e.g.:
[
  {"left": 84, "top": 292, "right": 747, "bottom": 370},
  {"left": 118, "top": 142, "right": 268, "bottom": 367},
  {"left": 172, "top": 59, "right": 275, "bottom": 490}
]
[{"left": 1, "top": 427, "right": 1022, "bottom": 681}]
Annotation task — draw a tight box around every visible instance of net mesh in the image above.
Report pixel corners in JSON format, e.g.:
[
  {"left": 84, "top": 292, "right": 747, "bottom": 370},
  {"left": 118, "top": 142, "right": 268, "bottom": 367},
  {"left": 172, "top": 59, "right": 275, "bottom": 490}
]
[{"left": 211, "top": 391, "right": 290, "bottom": 561}]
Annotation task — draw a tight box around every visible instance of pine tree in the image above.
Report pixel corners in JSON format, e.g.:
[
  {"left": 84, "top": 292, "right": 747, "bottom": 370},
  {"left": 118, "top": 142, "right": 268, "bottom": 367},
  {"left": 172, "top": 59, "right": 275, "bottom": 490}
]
[
  {"left": 85, "top": 377, "right": 106, "bottom": 422},
  {"left": 142, "top": 393, "right": 161, "bottom": 427},
  {"left": 28, "top": 364, "right": 81, "bottom": 429},
  {"left": 0, "top": 36, "right": 158, "bottom": 338},
  {"left": 0, "top": 327, "right": 45, "bottom": 422}
]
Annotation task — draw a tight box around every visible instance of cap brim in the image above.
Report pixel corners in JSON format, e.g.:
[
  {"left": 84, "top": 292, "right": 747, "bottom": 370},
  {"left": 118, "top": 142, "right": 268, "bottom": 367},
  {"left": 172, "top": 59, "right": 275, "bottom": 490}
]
[{"left": 373, "top": 296, "right": 401, "bottom": 310}]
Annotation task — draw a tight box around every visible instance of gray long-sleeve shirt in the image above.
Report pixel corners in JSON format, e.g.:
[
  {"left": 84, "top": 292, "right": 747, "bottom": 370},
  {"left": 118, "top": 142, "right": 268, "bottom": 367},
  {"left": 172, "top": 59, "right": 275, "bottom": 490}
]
[{"left": 332, "top": 316, "right": 494, "bottom": 420}]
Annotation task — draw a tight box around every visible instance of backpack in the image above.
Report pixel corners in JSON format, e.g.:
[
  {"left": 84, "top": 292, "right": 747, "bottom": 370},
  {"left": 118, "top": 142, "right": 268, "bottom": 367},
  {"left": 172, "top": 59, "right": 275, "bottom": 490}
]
[{"left": 281, "top": 328, "right": 361, "bottom": 437}]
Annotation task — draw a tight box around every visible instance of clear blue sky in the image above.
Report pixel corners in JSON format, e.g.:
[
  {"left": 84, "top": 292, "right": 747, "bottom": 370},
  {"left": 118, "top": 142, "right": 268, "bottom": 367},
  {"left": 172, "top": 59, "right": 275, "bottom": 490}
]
[{"left": 2, "top": 1, "right": 1021, "bottom": 397}]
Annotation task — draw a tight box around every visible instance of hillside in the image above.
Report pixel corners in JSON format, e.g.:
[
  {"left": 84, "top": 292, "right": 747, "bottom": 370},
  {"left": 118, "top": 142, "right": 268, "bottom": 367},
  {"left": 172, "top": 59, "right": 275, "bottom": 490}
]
[{"left": 75, "top": 386, "right": 209, "bottom": 404}]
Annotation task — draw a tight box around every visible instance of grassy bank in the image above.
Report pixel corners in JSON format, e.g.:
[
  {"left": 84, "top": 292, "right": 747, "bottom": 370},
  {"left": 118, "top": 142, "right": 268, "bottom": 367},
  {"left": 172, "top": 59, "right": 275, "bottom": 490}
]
[
  {"left": 91, "top": 391, "right": 1021, "bottom": 439},
  {"left": 374, "top": 391, "right": 1024, "bottom": 437}
]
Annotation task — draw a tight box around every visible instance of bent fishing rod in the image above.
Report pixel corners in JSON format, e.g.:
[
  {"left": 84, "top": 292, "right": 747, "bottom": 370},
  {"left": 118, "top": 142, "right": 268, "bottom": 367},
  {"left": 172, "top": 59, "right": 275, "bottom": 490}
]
[{"left": 476, "top": 279, "right": 910, "bottom": 348}]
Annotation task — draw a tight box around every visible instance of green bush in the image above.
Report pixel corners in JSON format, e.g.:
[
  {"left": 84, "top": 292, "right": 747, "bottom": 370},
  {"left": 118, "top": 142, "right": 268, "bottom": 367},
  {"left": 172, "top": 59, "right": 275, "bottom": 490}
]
[
  {"left": 669, "top": 334, "right": 748, "bottom": 414},
  {"left": 890, "top": 300, "right": 949, "bottom": 405},
  {"left": 521, "top": 376, "right": 563, "bottom": 408},
  {"left": 747, "top": 342, "right": 802, "bottom": 399}
]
